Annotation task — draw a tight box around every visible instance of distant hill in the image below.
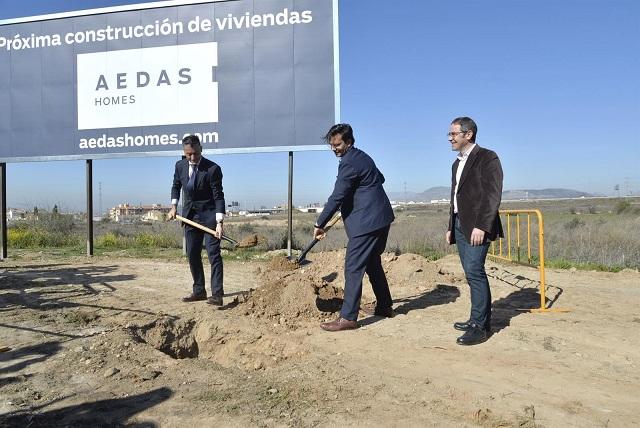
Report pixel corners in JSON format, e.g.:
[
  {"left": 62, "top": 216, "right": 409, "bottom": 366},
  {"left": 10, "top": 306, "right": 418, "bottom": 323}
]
[
  {"left": 389, "top": 187, "right": 596, "bottom": 202},
  {"left": 502, "top": 188, "right": 597, "bottom": 200},
  {"left": 388, "top": 186, "right": 449, "bottom": 202}
]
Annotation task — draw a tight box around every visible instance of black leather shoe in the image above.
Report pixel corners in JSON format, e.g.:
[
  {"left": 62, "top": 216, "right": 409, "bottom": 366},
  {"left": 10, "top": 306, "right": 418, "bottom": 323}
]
[
  {"left": 207, "top": 295, "right": 223, "bottom": 307},
  {"left": 182, "top": 293, "right": 206, "bottom": 302},
  {"left": 456, "top": 324, "right": 488, "bottom": 346},
  {"left": 454, "top": 320, "right": 491, "bottom": 332},
  {"left": 453, "top": 319, "right": 472, "bottom": 331},
  {"left": 374, "top": 306, "right": 394, "bottom": 318}
]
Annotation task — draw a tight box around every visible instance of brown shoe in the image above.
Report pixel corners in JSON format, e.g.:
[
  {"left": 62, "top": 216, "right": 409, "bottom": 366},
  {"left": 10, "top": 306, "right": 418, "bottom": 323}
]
[
  {"left": 182, "top": 293, "right": 206, "bottom": 302},
  {"left": 207, "top": 295, "right": 223, "bottom": 307},
  {"left": 320, "top": 317, "right": 358, "bottom": 332}
]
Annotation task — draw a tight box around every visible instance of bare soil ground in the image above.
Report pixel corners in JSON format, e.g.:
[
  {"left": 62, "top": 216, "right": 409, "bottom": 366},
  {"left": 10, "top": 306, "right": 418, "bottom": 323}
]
[{"left": 0, "top": 250, "right": 638, "bottom": 427}]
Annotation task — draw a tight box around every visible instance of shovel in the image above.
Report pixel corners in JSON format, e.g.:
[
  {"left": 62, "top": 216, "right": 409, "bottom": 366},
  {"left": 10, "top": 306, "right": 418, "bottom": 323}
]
[
  {"left": 175, "top": 214, "right": 240, "bottom": 247},
  {"left": 295, "top": 213, "right": 342, "bottom": 264}
]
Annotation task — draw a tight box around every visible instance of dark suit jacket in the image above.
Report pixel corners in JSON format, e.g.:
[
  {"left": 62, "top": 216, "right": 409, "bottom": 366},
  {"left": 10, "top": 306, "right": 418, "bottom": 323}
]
[
  {"left": 316, "top": 147, "right": 394, "bottom": 238},
  {"left": 171, "top": 157, "right": 225, "bottom": 227},
  {"left": 448, "top": 145, "right": 503, "bottom": 244}
]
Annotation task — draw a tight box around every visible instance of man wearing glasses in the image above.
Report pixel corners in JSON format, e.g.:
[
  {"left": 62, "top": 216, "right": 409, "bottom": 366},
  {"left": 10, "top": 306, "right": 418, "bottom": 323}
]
[
  {"left": 313, "top": 123, "right": 395, "bottom": 332},
  {"left": 446, "top": 117, "right": 503, "bottom": 345}
]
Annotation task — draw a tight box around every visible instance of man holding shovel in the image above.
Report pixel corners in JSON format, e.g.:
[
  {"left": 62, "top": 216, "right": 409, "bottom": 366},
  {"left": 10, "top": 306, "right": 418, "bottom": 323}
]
[
  {"left": 314, "top": 124, "right": 395, "bottom": 331},
  {"left": 168, "top": 135, "right": 226, "bottom": 306}
]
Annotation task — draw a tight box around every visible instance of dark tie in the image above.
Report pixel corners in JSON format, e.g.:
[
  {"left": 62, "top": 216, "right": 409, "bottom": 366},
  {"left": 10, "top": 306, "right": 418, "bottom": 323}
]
[{"left": 187, "top": 165, "right": 197, "bottom": 192}]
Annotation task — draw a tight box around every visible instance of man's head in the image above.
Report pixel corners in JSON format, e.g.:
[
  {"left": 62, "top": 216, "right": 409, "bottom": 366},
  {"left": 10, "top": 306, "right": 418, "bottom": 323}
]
[
  {"left": 449, "top": 117, "right": 477, "bottom": 153},
  {"left": 182, "top": 134, "right": 202, "bottom": 164},
  {"left": 324, "top": 123, "right": 355, "bottom": 157}
]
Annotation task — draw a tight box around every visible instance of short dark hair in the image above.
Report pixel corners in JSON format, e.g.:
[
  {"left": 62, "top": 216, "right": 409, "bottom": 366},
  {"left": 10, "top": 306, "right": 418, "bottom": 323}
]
[
  {"left": 182, "top": 134, "right": 201, "bottom": 147},
  {"left": 323, "top": 123, "right": 355, "bottom": 145},
  {"left": 451, "top": 117, "right": 477, "bottom": 142}
]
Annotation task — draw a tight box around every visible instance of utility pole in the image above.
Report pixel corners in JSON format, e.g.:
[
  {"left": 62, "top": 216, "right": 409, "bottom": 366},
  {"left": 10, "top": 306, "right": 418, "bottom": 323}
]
[
  {"left": 98, "top": 181, "right": 102, "bottom": 217},
  {"left": 403, "top": 181, "right": 407, "bottom": 205}
]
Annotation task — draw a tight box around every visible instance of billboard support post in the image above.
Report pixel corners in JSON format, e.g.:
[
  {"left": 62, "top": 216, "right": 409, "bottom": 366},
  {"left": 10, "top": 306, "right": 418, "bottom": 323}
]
[
  {"left": 86, "top": 159, "right": 93, "bottom": 256},
  {"left": 287, "top": 151, "right": 293, "bottom": 258},
  {"left": 0, "top": 163, "right": 7, "bottom": 259}
]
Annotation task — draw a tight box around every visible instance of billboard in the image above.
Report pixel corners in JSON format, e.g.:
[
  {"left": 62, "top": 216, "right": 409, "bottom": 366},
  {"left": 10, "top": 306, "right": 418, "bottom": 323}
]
[{"left": 0, "top": 0, "right": 339, "bottom": 162}]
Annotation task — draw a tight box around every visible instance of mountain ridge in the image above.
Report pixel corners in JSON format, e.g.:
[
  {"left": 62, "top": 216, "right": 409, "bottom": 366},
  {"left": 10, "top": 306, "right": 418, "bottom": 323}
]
[{"left": 388, "top": 187, "right": 597, "bottom": 202}]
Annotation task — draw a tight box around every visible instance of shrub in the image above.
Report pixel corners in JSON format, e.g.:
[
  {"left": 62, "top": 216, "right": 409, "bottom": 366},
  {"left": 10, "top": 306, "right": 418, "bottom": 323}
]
[
  {"left": 97, "top": 232, "right": 123, "bottom": 248},
  {"left": 238, "top": 223, "right": 255, "bottom": 234},
  {"left": 8, "top": 227, "right": 81, "bottom": 248},
  {"left": 564, "top": 217, "right": 585, "bottom": 230},
  {"left": 615, "top": 200, "right": 631, "bottom": 214},
  {"left": 135, "top": 232, "right": 178, "bottom": 248}
]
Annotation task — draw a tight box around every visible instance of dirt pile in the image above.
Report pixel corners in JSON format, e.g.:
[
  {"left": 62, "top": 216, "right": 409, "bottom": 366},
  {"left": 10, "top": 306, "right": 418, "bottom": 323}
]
[
  {"left": 236, "top": 233, "right": 267, "bottom": 248},
  {"left": 266, "top": 256, "right": 298, "bottom": 271},
  {"left": 383, "top": 253, "right": 455, "bottom": 289},
  {"left": 234, "top": 250, "right": 450, "bottom": 326}
]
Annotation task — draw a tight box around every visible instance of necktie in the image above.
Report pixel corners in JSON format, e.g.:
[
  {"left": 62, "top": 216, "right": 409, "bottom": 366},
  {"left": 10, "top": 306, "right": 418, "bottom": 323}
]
[{"left": 187, "top": 164, "right": 197, "bottom": 192}]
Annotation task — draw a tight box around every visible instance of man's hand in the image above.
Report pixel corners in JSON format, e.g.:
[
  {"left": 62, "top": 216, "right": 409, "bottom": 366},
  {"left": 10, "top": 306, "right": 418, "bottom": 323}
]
[
  {"left": 445, "top": 230, "right": 452, "bottom": 244},
  {"left": 215, "top": 222, "right": 224, "bottom": 240},
  {"left": 167, "top": 206, "right": 177, "bottom": 220},
  {"left": 470, "top": 228, "right": 486, "bottom": 246},
  {"left": 314, "top": 226, "right": 326, "bottom": 241}
]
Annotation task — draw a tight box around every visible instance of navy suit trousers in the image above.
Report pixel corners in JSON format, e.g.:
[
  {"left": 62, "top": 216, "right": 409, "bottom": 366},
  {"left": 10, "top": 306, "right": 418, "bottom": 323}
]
[
  {"left": 184, "top": 211, "right": 223, "bottom": 297},
  {"left": 341, "top": 225, "right": 393, "bottom": 320},
  {"left": 454, "top": 216, "right": 491, "bottom": 328}
]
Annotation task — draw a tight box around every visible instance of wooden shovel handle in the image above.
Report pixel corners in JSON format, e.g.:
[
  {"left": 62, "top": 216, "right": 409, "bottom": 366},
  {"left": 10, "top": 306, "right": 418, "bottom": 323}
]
[
  {"left": 175, "top": 214, "right": 238, "bottom": 246},
  {"left": 321, "top": 212, "right": 342, "bottom": 231}
]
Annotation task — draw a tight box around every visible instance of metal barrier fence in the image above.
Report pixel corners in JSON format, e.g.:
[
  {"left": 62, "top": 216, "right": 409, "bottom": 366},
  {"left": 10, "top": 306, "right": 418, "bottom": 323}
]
[{"left": 488, "top": 209, "right": 568, "bottom": 313}]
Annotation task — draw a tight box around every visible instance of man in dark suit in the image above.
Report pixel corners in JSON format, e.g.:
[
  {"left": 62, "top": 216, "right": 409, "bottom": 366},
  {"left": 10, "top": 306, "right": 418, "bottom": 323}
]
[
  {"left": 314, "top": 124, "right": 395, "bottom": 332},
  {"left": 168, "top": 135, "right": 226, "bottom": 306},
  {"left": 446, "top": 117, "right": 503, "bottom": 345}
]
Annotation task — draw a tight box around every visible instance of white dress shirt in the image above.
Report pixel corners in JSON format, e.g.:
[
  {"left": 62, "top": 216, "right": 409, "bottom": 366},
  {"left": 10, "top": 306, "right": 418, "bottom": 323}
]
[{"left": 453, "top": 143, "right": 476, "bottom": 214}]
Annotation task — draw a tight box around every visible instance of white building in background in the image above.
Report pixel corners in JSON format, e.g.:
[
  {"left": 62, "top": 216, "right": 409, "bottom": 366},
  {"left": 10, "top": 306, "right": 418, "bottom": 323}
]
[
  {"left": 7, "top": 208, "right": 26, "bottom": 221},
  {"left": 297, "top": 203, "right": 324, "bottom": 213},
  {"left": 109, "top": 203, "right": 173, "bottom": 223}
]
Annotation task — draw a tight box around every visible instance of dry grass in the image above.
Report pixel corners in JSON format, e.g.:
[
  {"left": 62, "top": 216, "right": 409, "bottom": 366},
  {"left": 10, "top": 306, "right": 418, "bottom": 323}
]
[{"left": 6, "top": 197, "right": 640, "bottom": 270}]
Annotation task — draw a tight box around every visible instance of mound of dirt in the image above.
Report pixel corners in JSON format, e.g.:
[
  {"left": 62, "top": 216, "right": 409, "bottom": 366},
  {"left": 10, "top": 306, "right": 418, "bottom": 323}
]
[
  {"left": 235, "top": 275, "right": 343, "bottom": 327},
  {"left": 234, "top": 250, "right": 449, "bottom": 326},
  {"left": 383, "top": 253, "right": 453, "bottom": 289},
  {"left": 236, "top": 233, "right": 267, "bottom": 248},
  {"left": 266, "top": 255, "right": 298, "bottom": 271}
]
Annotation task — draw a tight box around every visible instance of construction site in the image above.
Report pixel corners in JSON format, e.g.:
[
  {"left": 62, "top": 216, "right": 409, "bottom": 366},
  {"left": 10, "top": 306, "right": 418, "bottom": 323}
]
[{"left": 1, "top": 239, "right": 638, "bottom": 426}]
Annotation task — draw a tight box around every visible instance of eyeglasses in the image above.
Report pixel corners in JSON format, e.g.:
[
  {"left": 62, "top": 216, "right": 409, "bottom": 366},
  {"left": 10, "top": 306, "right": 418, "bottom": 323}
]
[{"left": 447, "top": 131, "right": 467, "bottom": 138}]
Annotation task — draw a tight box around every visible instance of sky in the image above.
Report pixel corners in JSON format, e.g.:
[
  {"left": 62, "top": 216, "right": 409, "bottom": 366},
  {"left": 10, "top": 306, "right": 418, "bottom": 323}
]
[{"left": 1, "top": 0, "right": 638, "bottom": 213}]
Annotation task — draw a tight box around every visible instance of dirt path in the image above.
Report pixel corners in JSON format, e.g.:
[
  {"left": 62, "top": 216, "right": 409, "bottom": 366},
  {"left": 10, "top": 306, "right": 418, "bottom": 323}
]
[{"left": 0, "top": 252, "right": 638, "bottom": 427}]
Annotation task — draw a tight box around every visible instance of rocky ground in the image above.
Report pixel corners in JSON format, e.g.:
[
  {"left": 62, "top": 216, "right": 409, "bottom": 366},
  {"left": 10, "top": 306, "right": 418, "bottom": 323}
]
[{"left": 0, "top": 250, "right": 638, "bottom": 427}]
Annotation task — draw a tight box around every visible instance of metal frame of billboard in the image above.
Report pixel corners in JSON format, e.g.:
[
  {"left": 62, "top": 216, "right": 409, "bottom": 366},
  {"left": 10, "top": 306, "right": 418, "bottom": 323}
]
[{"left": 0, "top": 0, "right": 340, "bottom": 163}]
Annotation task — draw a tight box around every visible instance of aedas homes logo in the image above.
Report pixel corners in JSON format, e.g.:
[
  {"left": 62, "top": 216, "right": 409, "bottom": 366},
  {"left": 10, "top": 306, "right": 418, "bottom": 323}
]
[{"left": 77, "top": 42, "right": 218, "bottom": 130}]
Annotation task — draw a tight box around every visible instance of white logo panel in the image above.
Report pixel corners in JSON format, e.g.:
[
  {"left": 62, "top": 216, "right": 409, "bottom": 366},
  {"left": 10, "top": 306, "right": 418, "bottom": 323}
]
[{"left": 77, "top": 42, "right": 218, "bottom": 130}]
